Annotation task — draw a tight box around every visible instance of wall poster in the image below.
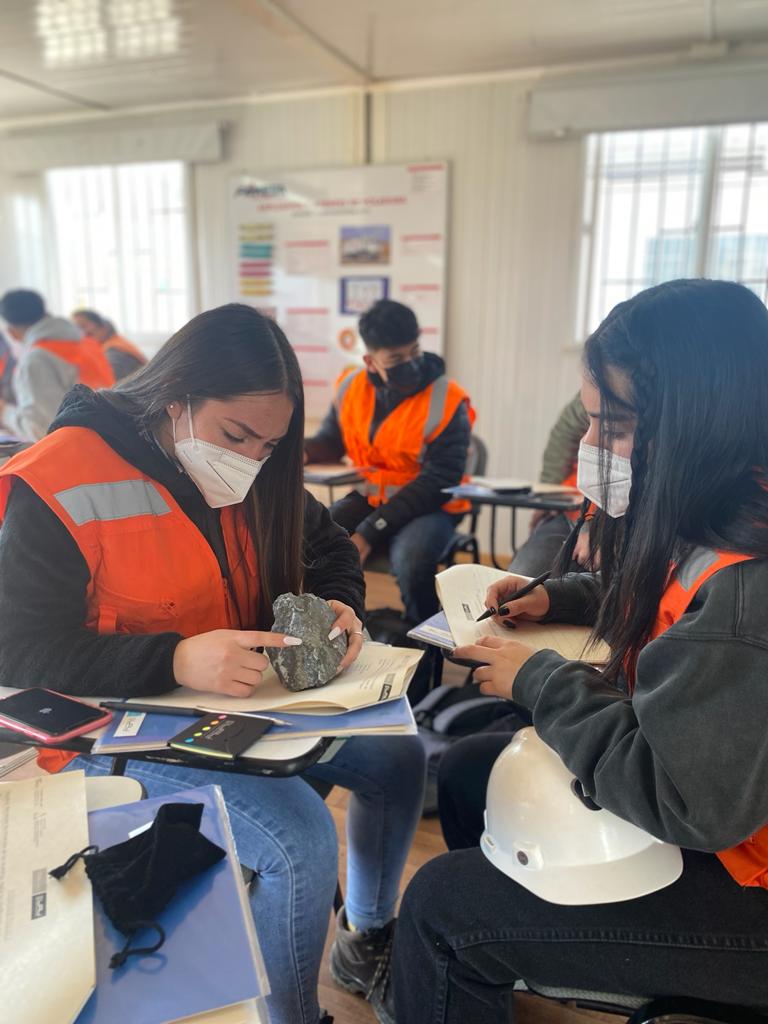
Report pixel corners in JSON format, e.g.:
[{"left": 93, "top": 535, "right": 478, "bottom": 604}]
[{"left": 231, "top": 162, "right": 448, "bottom": 418}]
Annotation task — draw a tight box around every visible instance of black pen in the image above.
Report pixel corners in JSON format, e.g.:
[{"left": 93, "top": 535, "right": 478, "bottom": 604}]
[
  {"left": 476, "top": 571, "right": 552, "bottom": 622},
  {"left": 99, "top": 701, "right": 291, "bottom": 726}
]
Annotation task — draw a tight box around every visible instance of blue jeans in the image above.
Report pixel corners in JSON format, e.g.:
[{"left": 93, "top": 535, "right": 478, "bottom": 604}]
[
  {"left": 388, "top": 511, "right": 459, "bottom": 623},
  {"left": 330, "top": 490, "right": 459, "bottom": 623},
  {"left": 70, "top": 734, "right": 425, "bottom": 1024}
]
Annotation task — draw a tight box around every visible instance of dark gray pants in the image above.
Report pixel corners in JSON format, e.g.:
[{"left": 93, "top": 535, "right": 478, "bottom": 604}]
[{"left": 392, "top": 732, "right": 768, "bottom": 1023}]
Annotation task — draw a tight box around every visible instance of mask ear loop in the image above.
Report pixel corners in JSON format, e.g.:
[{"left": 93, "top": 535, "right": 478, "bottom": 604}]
[{"left": 186, "top": 396, "right": 198, "bottom": 449}]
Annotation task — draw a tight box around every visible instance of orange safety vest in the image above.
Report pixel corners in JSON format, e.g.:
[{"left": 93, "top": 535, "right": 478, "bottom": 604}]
[
  {"left": 103, "top": 334, "right": 147, "bottom": 365},
  {"left": 335, "top": 368, "right": 476, "bottom": 515},
  {"left": 0, "top": 427, "right": 260, "bottom": 772},
  {"left": 34, "top": 337, "right": 115, "bottom": 389},
  {"left": 651, "top": 547, "right": 768, "bottom": 889}
]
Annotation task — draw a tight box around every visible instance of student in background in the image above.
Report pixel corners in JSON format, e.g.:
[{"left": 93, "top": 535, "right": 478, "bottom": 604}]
[
  {"left": 386, "top": 280, "right": 768, "bottom": 1022},
  {"left": 0, "top": 289, "right": 114, "bottom": 441},
  {"left": 0, "top": 304, "right": 424, "bottom": 1024},
  {"left": 509, "top": 392, "right": 590, "bottom": 576},
  {"left": 305, "top": 299, "right": 474, "bottom": 624},
  {"left": 72, "top": 308, "right": 147, "bottom": 380}
]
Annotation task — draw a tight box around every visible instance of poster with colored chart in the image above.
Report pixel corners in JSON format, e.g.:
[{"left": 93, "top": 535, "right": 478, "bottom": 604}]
[{"left": 230, "top": 163, "right": 448, "bottom": 418}]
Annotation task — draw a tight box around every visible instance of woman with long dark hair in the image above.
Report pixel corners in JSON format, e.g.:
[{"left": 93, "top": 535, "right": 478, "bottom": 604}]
[
  {"left": 0, "top": 303, "right": 424, "bottom": 1024},
  {"left": 386, "top": 280, "right": 768, "bottom": 1022}
]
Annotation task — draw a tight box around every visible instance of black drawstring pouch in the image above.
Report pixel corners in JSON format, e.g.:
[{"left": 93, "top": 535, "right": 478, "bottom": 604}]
[{"left": 50, "top": 802, "right": 226, "bottom": 968}]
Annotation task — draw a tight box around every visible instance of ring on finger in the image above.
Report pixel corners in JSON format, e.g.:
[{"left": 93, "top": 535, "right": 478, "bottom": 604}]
[{"left": 349, "top": 630, "right": 364, "bottom": 637}]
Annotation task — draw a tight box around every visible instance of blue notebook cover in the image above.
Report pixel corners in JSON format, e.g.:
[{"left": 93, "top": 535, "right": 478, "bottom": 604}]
[
  {"left": 94, "top": 696, "right": 416, "bottom": 755},
  {"left": 407, "top": 611, "right": 455, "bottom": 650},
  {"left": 76, "top": 784, "right": 267, "bottom": 1024}
]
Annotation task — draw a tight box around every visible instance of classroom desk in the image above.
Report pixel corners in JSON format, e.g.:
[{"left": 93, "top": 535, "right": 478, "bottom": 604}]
[
  {"left": 303, "top": 463, "right": 364, "bottom": 504},
  {"left": 0, "top": 723, "right": 339, "bottom": 779},
  {"left": 452, "top": 489, "right": 581, "bottom": 569}
]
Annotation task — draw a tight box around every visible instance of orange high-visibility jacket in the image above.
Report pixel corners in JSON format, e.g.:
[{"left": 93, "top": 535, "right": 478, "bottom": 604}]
[
  {"left": 0, "top": 425, "right": 260, "bottom": 774},
  {"left": 651, "top": 547, "right": 768, "bottom": 889},
  {"left": 0, "top": 426, "right": 259, "bottom": 638},
  {"left": 103, "top": 334, "right": 147, "bottom": 365},
  {"left": 34, "top": 336, "right": 115, "bottom": 389},
  {"left": 334, "top": 367, "right": 476, "bottom": 515}
]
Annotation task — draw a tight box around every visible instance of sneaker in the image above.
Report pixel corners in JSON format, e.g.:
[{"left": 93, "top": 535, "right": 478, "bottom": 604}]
[{"left": 329, "top": 906, "right": 396, "bottom": 1024}]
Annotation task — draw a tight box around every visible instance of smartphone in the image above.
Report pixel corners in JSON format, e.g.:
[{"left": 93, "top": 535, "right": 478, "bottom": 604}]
[{"left": 0, "top": 688, "right": 113, "bottom": 743}]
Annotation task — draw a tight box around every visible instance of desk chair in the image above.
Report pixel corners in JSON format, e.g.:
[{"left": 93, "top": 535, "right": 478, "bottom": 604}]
[{"left": 520, "top": 981, "right": 767, "bottom": 1024}]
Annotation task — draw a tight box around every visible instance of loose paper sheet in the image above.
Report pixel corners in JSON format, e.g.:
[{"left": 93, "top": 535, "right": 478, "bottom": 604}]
[
  {"left": 436, "top": 564, "right": 609, "bottom": 664},
  {"left": 0, "top": 770, "right": 95, "bottom": 1024}
]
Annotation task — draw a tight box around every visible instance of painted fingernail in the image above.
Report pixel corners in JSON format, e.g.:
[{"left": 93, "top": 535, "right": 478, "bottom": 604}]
[
  {"left": 328, "top": 627, "right": 342, "bottom": 641},
  {"left": 284, "top": 636, "right": 303, "bottom": 646},
  {"left": 498, "top": 606, "right": 509, "bottom": 616}
]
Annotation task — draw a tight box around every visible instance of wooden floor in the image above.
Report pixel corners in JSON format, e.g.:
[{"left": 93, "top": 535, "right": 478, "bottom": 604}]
[{"left": 317, "top": 571, "right": 619, "bottom": 1023}]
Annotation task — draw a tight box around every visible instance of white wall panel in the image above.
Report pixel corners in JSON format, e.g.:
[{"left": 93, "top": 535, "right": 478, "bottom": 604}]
[
  {"left": 373, "top": 80, "right": 586, "bottom": 493},
  {"left": 193, "top": 93, "right": 363, "bottom": 310}
]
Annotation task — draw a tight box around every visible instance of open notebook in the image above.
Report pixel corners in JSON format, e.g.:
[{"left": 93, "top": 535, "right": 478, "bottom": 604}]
[
  {"left": 124, "top": 643, "right": 423, "bottom": 716},
  {"left": 435, "top": 563, "right": 610, "bottom": 665}
]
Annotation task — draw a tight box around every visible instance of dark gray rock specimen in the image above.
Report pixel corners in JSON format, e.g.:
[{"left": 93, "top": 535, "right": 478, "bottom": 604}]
[{"left": 270, "top": 592, "right": 348, "bottom": 692}]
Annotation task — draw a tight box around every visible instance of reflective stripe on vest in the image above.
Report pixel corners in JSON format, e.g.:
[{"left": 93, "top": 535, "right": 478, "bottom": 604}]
[
  {"left": 335, "top": 368, "right": 476, "bottom": 514},
  {"left": 0, "top": 426, "right": 259, "bottom": 639},
  {"left": 54, "top": 480, "right": 170, "bottom": 525},
  {"left": 651, "top": 546, "right": 768, "bottom": 889}
]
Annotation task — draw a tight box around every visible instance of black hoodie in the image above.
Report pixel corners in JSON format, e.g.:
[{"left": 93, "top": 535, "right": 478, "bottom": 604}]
[
  {"left": 0, "top": 387, "right": 365, "bottom": 698},
  {"left": 304, "top": 353, "right": 471, "bottom": 544}
]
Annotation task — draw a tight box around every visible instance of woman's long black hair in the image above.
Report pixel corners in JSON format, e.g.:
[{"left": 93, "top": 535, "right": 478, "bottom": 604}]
[
  {"left": 102, "top": 303, "right": 305, "bottom": 628},
  {"left": 581, "top": 279, "right": 768, "bottom": 684}
]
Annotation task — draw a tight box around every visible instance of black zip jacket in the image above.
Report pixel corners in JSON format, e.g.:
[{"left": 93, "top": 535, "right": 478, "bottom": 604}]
[{"left": 0, "top": 386, "right": 365, "bottom": 698}]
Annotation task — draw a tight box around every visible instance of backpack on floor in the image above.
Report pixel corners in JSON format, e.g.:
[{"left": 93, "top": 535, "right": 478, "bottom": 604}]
[{"left": 412, "top": 682, "right": 532, "bottom": 816}]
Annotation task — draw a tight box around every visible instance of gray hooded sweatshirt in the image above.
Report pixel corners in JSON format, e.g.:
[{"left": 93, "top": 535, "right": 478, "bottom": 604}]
[{"left": 4, "top": 315, "right": 83, "bottom": 441}]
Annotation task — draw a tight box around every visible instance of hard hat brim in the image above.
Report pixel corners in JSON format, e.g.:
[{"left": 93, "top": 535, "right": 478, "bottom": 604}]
[{"left": 481, "top": 830, "right": 684, "bottom": 906}]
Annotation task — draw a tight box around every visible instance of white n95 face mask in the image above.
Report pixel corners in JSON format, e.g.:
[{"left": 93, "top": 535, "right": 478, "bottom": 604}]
[
  {"left": 577, "top": 441, "right": 632, "bottom": 519},
  {"left": 173, "top": 399, "right": 268, "bottom": 508}
]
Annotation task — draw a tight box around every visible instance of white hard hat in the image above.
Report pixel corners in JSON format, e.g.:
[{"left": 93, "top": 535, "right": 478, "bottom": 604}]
[{"left": 481, "top": 728, "right": 683, "bottom": 905}]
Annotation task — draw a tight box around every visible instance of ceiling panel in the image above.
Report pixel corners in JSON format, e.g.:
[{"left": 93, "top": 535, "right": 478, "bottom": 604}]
[{"left": 0, "top": 1, "right": 767, "bottom": 122}]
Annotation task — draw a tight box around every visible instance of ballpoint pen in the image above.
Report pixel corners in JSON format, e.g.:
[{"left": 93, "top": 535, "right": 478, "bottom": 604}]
[
  {"left": 98, "top": 701, "right": 292, "bottom": 726},
  {"left": 475, "top": 570, "right": 552, "bottom": 622}
]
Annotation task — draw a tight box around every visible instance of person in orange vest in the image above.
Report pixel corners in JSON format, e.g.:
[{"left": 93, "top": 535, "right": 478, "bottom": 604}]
[
  {"left": 0, "top": 289, "right": 114, "bottom": 441},
  {"left": 384, "top": 280, "right": 768, "bottom": 1022},
  {"left": 305, "top": 299, "right": 475, "bottom": 624},
  {"left": 72, "top": 307, "right": 147, "bottom": 380},
  {"left": 508, "top": 393, "right": 592, "bottom": 576},
  {"left": 0, "top": 303, "right": 425, "bottom": 1024}
]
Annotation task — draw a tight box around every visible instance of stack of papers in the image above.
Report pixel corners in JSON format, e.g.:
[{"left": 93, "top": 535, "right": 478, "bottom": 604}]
[
  {"left": 0, "top": 739, "right": 37, "bottom": 777},
  {"left": 93, "top": 698, "right": 416, "bottom": 756},
  {"left": 92, "top": 643, "right": 421, "bottom": 756},
  {"left": 434, "top": 563, "right": 610, "bottom": 664}
]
